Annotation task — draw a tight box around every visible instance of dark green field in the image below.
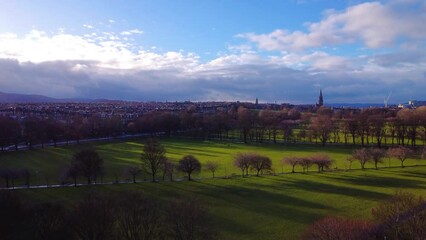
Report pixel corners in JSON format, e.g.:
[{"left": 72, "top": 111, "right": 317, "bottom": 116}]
[{"left": 1, "top": 138, "right": 426, "bottom": 239}]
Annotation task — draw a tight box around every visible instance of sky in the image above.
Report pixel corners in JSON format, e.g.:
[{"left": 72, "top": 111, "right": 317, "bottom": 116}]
[{"left": 0, "top": 0, "right": 425, "bottom": 104}]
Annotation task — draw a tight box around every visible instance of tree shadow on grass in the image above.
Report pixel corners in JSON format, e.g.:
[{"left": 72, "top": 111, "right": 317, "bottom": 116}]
[
  {"left": 318, "top": 173, "right": 425, "bottom": 190},
  {"left": 267, "top": 176, "right": 389, "bottom": 200}
]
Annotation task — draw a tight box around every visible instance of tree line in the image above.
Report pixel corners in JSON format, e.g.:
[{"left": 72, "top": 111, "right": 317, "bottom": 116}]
[
  {"left": 0, "top": 190, "right": 215, "bottom": 240},
  {"left": 2, "top": 139, "right": 424, "bottom": 189},
  {"left": 1, "top": 106, "right": 426, "bottom": 152}
]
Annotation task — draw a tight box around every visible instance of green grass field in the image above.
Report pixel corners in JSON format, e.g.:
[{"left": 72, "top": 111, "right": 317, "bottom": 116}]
[
  {"left": 1, "top": 138, "right": 426, "bottom": 239},
  {"left": 14, "top": 166, "right": 426, "bottom": 239},
  {"left": 0, "top": 138, "right": 423, "bottom": 185}
]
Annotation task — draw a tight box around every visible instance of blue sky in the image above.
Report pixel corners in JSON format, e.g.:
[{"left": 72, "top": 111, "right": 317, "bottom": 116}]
[{"left": 0, "top": 0, "right": 425, "bottom": 103}]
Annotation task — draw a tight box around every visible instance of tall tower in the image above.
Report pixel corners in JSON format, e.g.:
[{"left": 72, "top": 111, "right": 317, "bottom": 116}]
[{"left": 318, "top": 89, "right": 324, "bottom": 107}]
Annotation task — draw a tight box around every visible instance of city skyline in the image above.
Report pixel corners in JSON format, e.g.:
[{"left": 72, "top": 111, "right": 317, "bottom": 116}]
[{"left": 0, "top": 0, "right": 425, "bottom": 103}]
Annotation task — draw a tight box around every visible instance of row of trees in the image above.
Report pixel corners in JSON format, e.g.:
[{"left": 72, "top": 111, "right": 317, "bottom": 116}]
[
  {"left": 2, "top": 106, "right": 426, "bottom": 153},
  {"left": 1, "top": 140, "right": 424, "bottom": 188},
  {"left": 0, "top": 190, "right": 214, "bottom": 240},
  {"left": 303, "top": 191, "right": 426, "bottom": 240}
]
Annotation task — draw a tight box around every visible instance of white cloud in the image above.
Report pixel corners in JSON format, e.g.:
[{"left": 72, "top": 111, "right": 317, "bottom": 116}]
[
  {"left": 83, "top": 24, "right": 94, "bottom": 29},
  {"left": 120, "top": 29, "right": 144, "bottom": 36},
  {"left": 240, "top": 1, "right": 426, "bottom": 51}
]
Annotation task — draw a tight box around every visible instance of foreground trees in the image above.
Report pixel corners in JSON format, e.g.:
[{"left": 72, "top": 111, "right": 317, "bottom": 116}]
[
  {"left": 141, "top": 138, "right": 166, "bottom": 182},
  {"left": 304, "top": 191, "right": 426, "bottom": 240}
]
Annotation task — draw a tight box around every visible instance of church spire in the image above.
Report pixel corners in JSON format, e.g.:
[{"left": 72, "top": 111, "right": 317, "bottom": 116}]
[{"left": 318, "top": 89, "right": 324, "bottom": 107}]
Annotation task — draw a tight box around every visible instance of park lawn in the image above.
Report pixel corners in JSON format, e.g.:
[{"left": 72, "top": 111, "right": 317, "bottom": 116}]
[
  {"left": 0, "top": 138, "right": 424, "bottom": 186},
  {"left": 14, "top": 166, "right": 426, "bottom": 240}
]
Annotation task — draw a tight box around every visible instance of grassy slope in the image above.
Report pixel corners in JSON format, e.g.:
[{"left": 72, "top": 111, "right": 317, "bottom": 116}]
[
  {"left": 15, "top": 166, "right": 426, "bottom": 240},
  {"left": 0, "top": 138, "right": 423, "bottom": 185}
]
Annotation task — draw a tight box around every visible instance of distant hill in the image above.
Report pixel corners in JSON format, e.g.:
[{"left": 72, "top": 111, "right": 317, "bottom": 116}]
[{"left": 0, "top": 92, "right": 61, "bottom": 103}]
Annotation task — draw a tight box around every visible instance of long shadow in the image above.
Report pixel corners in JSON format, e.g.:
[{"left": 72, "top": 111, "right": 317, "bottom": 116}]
[
  {"left": 319, "top": 173, "right": 425, "bottom": 189},
  {"left": 267, "top": 176, "right": 389, "bottom": 200}
]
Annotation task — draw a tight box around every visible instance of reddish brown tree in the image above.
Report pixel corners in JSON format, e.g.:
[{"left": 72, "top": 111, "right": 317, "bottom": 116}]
[
  {"left": 234, "top": 153, "right": 252, "bottom": 177},
  {"left": 282, "top": 157, "right": 300, "bottom": 173},
  {"left": 205, "top": 161, "right": 219, "bottom": 178},
  {"left": 310, "top": 155, "right": 333, "bottom": 172},
  {"left": 303, "top": 216, "right": 376, "bottom": 240},
  {"left": 141, "top": 138, "right": 166, "bottom": 182},
  {"left": 249, "top": 154, "right": 272, "bottom": 176},
  {"left": 352, "top": 148, "right": 371, "bottom": 170},
  {"left": 387, "top": 146, "right": 413, "bottom": 167},
  {"left": 369, "top": 148, "right": 386, "bottom": 170}
]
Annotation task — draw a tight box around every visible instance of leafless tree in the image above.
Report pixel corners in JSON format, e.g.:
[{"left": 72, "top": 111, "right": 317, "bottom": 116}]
[
  {"left": 29, "top": 202, "right": 73, "bottom": 240},
  {"left": 283, "top": 157, "right": 300, "bottom": 173},
  {"left": 387, "top": 146, "right": 413, "bottom": 168},
  {"left": 161, "top": 158, "right": 175, "bottom": 181},
  {"left": 352, "top": 148, "right": 371, "bottom": 170},
  {"left": 116, "top": 193, "right": 164, "bottom": 240},
  {"left": 372, "top": 191, "right": 426, "bottom": 239},
  {"left": 249, "top": 154, "right": 272, "bottom": 176},
  {"left": 303, "top": 216, "right": 376, "bottom": 240},
  {"left": 71, "top": 193, "right": 116, "bottom": 240},
  {"left": 205, "top": 161, "right": 219, "bottom": 178},
  {"left": 234, "top": 153, "right": 252, "bottom": 177},
  {"left": 72, "top": 149, "right": 104, "bottom": 184},
  {"left": 124, "top": 165, "right": 142, "bottom": 183},
  {"left": 167, "top": 197, "right": 215, "bottom": 240},
  {"left": 178, "top": 155, "right": 201, "bottom": 181},
  {"left": 369, "top": 148, "right": 386, "bottom": 170},
  {"left": 310, "top": 155, "right": 333, "bottom": 172},
  {"left": 141, "top": 138, "right": 166, "bottom": 182}
]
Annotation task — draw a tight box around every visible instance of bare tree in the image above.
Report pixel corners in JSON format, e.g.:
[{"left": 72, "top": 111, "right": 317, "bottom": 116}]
[
  {"left": 116, "top": 193, "right": 164, "bottom": 240},
  {"left": 387, "top": 146, "right": 413, "bottom": 168},
  {"left": 346, "top": 156, "right": 356, "bottom": 170},
  {"left": 167, "top": 197, "right": 215, "bottom": 240},
  {"left": 302, "top": 216, "right": 376, "bottom": 240},
  {"left": 310, "top": 155, "right": 333, "bottom": 172},
  {"left": 234, "top": 153, "right": 252, "bottom": 177},
  {"left": 64, "top": 163, "right": 79, "bottom": 186},
  {"left": 0, "top": 190, "right": 25, "bottom": 239},
  {"left": 300, "top": 158, "right": 313, "bottom": 173},
  {"left": 161, "top": 158, "right": 175, "bottom": 181},
  {"left": 369, "top": 148, "right": 386, "bottom": 170},
  {"left": 352, "top": 148, "right": 371, "bottom": 170},
  {"left": 178, "top": 155, "right": 201, "bottom": 181},
  {"left": 124, "top": 165, "right": 142, "bottom": 183},
  {"left": 283, "top": 157, "right": 300, "bottom": 173},
  {"left": 71, "top": 193, "right": 116, "bottom": 240},
  {"left": 372, "top": 191, "right": 426, "bottom": 239},
  {"left": 72, "top": 149, "right": 104, "bottom": 184},
  {"left": 249, "top": 154, "right": 272, "bottom": 176},
  {"left": 141, "top": 138, "right": 166, "bottom": 182},
  {"left": 205, "top": 161, "right": 219, "bottom": 178},
  {"left": 29, "top": 202, "right": 73, "bottom": 240}
]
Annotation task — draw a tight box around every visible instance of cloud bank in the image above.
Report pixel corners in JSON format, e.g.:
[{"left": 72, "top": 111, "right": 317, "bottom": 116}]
[{"left": 0, "top": 1, "right": 425, "bottom": 104}]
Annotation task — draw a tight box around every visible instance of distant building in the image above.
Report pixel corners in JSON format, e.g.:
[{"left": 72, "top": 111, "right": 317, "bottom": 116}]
[
  {"left": 317, "top": 89, "right": 324, "bottom": 107},
  {"left": 255, "top": 98, "right": 258, "bottom": 105}
]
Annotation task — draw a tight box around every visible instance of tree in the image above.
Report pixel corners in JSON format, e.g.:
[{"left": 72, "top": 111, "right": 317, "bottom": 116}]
[
  {"left": 302, "top": 216, "right": 376, "bottom": 240},
  {"left": 205, "top": 161, "right": 219, "bottom": 178},
  {"left": 29, "top": 203, "right": 72, "bottom": 240},
  {"left": 178, "top": 155, "right": 201, "bottom": 181},
  {"left": 234, "top": 153, "right": 253, "bottom": 177},
  {"left": 249, "top": 154, "right": 272, "bottom": 176},
  {"left": 372, "top": 191, "right": 426, "bottom": 240},
  {"left": 310, "top": 155, "right": 333, "bottom": 172},
  {"left": 71, "top": 193, "right": 116, "bottom": 240},
  {"left": 141, "top": 138, "right": 166, "bottom": 182},
  {"left": 72, "top": 149, "right": 104, "bottom": 184},
  {"left": 116, "top": 193, "right": 164, "bottom": 240},
  {"left": 0, "top": 168, "right": 19, "bottom": 188},
  {"left": 124, "top": 165, "right": 142, "bottom": 183},
  {"left": 0, "top": 190, "right": 25, "bottom": 239},
  {"left": 64, "top": 163, "right": 79, "bottom": 186},
  {"left": 161, "top": 158, "right": 175, "bottom": 181},
  {"left": 167, "top": 197, "right": 215, "bottom": 240},
  {"left": 283, "top": 157, "right": 300, "bottom": 173},
  {"left": 309, "top": 115, "right": 334, "bottom": 146},
  {"left": 352, "top": 148, "right": 371, "bottom": 170},
  {"left": 387, "top": 146, "right": 413, "bottom": 168},
  {"left": 369, "top": 148, "right": 386, "bottom": 170},
  {"left": 300, "top": 158, "right": 313, "bottom": 173}
]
